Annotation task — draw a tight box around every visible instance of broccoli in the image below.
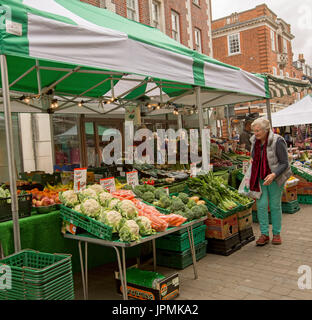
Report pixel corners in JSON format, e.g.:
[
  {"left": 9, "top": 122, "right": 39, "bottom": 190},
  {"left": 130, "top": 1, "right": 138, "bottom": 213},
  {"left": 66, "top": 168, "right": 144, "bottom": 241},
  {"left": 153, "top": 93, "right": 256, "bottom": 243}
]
[
  {"left": 142, "top": 191, "right": 155, "bottom": 203},
  {"left": 178, "top": 193, "right": 189, "bottom": 204},
  {"left": 143, "top": 184, "right": 156, "bottom": 193},
  {"left": 191, "top": 205, "right": 204, "bottom": 219},
  {"left": 197, "top": 204, "right": 208, "bottom": 217},
  {"left": 184, "top": 208, "right": 194, "bottom": 221},
  {"left": 155, "top": 188, "right": 167, "bottom": 200},
  {"left": 174, "top": 210, "right": 186, "bottom": 217},
  {"left": 159, "top": 195, "right": 172, "bottom": 209},
  {"left": 122, "top": 184, "right": 133, "bottom": 191},
  {"left": 133, "top": 185, "right": 145, "bottom": 197},
  {"left": 170, "top": 198, "right": 185, "bottom": 212},
  {"left": 187, "top": 199, "right": 197, "bottom": 209}
]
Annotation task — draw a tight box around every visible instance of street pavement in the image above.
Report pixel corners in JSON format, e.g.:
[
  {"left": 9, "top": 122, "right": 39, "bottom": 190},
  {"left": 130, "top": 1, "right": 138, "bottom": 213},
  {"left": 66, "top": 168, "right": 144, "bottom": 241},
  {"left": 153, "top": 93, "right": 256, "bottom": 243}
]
[{"left": 74, "top": 204, "right": 312, "bottom": 300}]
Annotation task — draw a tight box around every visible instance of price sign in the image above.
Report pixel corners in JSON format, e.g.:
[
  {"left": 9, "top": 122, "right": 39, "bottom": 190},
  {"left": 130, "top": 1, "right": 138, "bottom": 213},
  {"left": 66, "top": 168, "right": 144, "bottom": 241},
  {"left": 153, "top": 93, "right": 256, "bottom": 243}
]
[
  {"left": 100, "top": 177, "right": 116, "bottom": 192},
  {"left": 164, "top": 187, "right": 169, "bottom": 196},
  {"left": 190, "top": 163, "right": 197, "bottom": 178},
  {"left": 74, "top": 168, "right": 87, "bottom": 193},
  {"left": 126, "top": 171, "right": 139, "bottom": 186}
]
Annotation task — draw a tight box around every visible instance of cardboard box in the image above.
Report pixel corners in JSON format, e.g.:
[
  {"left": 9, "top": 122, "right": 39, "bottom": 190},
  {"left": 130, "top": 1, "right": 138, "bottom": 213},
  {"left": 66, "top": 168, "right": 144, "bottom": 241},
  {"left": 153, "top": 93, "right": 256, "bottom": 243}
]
[
  {"left": 297, "top": 181, "right": 312, "bottom": 195},
  {"left": 282, "top": 186, "right": 297, "bottom": 202},
  {"left": 115, "top": 271, "right": 179, "bottom": 300},
  {"left": 237, "top": 208, "right": 253, "bottom": 231},
  {"left": 205, "top": 213, "right": 238, "bottom": 240}
]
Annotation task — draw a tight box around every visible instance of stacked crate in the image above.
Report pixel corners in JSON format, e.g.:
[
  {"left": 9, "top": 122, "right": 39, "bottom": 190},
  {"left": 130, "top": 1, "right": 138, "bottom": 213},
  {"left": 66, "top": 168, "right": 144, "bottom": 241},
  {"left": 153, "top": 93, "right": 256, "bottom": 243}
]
[
  {"left": 156, "top": 223, "right": 207, "bottom": 269},
  {"left": 237, "top": 207, "right": 255, "bottom": 246},
  {"left": 0, "top": 250, "right": 74, "bottom": 300},
  {"left": 282, "top": 182, "right": 300, "bottom": 214}
]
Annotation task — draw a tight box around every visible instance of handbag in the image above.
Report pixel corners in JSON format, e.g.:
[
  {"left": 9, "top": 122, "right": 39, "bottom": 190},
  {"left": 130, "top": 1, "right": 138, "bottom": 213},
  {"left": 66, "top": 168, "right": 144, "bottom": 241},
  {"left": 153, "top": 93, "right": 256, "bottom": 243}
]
[{"left": 238, "top": 164, "right": 262, "bottom": 200}]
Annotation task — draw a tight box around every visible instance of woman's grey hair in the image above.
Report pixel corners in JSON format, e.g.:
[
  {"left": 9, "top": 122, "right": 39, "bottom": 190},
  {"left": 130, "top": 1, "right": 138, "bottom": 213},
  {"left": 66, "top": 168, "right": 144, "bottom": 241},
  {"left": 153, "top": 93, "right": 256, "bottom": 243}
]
[{"left": 251, "top": 118, "right": 271, "bottom": 132}]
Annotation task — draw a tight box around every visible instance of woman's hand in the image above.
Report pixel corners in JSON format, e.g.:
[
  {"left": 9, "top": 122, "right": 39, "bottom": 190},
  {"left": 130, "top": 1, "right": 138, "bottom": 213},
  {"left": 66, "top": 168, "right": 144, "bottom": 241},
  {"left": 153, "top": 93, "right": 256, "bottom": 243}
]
[{"left": 263, "top": 173, "right": 276, "bottom": 186}]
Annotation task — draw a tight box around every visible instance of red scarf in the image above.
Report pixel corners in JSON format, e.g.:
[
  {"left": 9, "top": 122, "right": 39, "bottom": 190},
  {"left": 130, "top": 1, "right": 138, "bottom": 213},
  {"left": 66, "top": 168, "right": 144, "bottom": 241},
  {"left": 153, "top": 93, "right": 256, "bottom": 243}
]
[{"left": 250, "top": 136, "right": 271, "bottom": 192}]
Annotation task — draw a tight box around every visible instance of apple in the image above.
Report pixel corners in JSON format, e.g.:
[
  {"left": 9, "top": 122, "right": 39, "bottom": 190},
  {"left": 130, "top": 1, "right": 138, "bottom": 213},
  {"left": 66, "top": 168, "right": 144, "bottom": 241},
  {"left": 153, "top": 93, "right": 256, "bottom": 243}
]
[
  {"left": 49, "top": 199, "right": 55, "bottom": 205},
  {"left": 42, "top": 197, "right": 51, "bottom": 206},
  {"left": 35, "top": 200, "right": 43, "bottom": 207}
]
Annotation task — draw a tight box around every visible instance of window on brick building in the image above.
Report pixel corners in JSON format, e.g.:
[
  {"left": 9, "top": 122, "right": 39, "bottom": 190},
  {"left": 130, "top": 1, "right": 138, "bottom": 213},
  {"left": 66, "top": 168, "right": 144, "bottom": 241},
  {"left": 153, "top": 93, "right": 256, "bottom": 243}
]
[
  {"left": 270, "top": 30, "right": 276, "bottom": 51},
  {"left": 194, "top": 28, "right": 202, "bottom": 53},
  {"left": 228, "top": 33, "right": 240, "bottom": 55},
  {"left": 193, "top": 0, "right": 200, "bottom": 5},
  {"left": 99, "top": 0, "right": 106, "bottom": 8},
  {"left": 171, "top": 10, "right": 180, "bottom": 42},
  {"left": 226, "top": 17, "right": 231, "bottom": 24},
  {"left": 283, "top": 38, "right": 288, "bottom": 54},
  {"left": 286, "top": 72, "right": 289, "bottom": 78},
  {"left": 280, "top": 69, "right": 284, "bottom": 77},
  {"left": 127, "top": 0, "right": 139, "bottom": 21},
  {"left": 273, "top": 67, "right": 277, "bottom": 76},
  {"left": 151, "top": 1, "right": 160, "bottom": 29}
]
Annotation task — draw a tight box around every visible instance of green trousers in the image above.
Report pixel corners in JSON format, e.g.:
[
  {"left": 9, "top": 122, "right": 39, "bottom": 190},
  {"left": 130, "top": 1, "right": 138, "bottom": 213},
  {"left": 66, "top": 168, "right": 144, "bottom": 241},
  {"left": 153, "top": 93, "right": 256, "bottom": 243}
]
[{"left": 256, "top": 180, "right": 284, "bottom": 236}]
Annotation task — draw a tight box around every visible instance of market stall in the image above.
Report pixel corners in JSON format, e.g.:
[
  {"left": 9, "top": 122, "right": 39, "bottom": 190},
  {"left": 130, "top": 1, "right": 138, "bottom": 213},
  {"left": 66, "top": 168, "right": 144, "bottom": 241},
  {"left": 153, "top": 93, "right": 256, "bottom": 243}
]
[{"left": 0, "top": 0, "right": 271, "bottom": 301}]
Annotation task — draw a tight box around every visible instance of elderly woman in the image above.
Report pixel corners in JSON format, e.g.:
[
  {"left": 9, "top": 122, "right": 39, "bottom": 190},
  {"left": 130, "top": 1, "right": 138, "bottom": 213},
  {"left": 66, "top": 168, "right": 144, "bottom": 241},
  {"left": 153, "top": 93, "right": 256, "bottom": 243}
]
[{"left": 250, "top": 118, "right": 291, "bottom": 246}]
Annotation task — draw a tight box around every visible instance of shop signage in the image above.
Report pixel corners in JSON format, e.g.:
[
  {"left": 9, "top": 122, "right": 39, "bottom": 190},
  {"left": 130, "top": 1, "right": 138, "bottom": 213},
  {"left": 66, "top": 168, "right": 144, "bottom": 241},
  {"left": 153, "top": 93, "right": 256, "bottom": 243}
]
[
  {"left": 74, "top": 168, "right": 87, "bottom": 193},
  {"left": 100, "top": 177, "right": 116, "bottom": 192},
  {"left": 126, "top": 171, "right": 139, "bottom": 186}
]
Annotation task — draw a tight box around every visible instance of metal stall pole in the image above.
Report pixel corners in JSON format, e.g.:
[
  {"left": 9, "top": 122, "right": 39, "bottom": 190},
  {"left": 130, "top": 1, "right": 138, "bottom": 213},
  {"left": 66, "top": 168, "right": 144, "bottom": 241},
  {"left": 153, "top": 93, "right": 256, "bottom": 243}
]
[
  {"left": 266, "top": 98, "right": 272, "bottom": 127},
  {"left": 78, "top": 241, "right": 87, "bottom": 300},
  {"left": 226, "top": 105, "right": 231, "bottom": 138},
  {"left": 1, "top": 55, "right": 21, "bottom": 252},
  {"left": 85, "top": 242, "right": 88, "bottom": 300},
  {"left": 152, "top": 239, "right": 157, "bottom": 272},
  {"left": 187, "top": 226, "right": 198, "bottom": 280},
  {"left": 196, "top": 87, "right": 208, "bottom": 171},
  {"left": 177, "top": 114, "right": 183, "bottom": 130},
  {"left": 121, "top": 247, "right": 128, "bottom": 300}
]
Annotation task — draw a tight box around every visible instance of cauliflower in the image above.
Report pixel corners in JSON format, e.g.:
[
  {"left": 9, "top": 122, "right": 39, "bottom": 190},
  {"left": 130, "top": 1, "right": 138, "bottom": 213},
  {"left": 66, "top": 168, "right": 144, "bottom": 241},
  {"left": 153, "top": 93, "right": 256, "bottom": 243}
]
[
  {"left": 80, "top": 198, "right": 101, "bottom": 218},
  {"left": 74, "top": 204, "right": 82, "bottom": 213},
  {"left": 135, "top": 216, "right": 155, "bottom": 236},
  {"left": 191, "top": 205, "right": 205, "bottom": 219},
  {"left": 98, "top": 191, "right": 114, "bottom": 207},
  {"left": 59, "top": 190, "right": 79, "bottom": 208},
  {"left": 108, "top": 198, "right": 121, "bottom": 210},
  {"left": 88, "top": 184, "right": 104, "bottom": 194},
  {"left": 98, "top": 210, "right": 122, "bottom": 233},
  {"left": 78, "top": 188, "right": 97, "bottom": 202},
  {"left": 118, "top": 200, "right": 138, "bottom": 219},
  {"left": 119, "top": 220, "right": 140, "bottom": 242}
]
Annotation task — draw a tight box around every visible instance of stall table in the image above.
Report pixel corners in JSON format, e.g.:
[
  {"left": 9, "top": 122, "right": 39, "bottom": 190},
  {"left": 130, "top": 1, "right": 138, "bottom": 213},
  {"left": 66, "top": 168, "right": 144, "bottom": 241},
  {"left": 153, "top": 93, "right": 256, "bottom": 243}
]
[{"left": 64, "top": 216, "right": 207, "bottom": 300}]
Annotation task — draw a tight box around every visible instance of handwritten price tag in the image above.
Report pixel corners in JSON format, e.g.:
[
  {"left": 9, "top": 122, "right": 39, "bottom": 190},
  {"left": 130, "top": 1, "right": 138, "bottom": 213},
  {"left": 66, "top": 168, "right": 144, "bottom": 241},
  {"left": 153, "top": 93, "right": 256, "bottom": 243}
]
[
  {"left": 100, "top": 177, "right": 116, "bottom": 192},
  {"left": 126, "top": 171, "right": 139, "bottom": 186},
  {"left": 74, "top": 168, "right": 87, "bottom": 193}
]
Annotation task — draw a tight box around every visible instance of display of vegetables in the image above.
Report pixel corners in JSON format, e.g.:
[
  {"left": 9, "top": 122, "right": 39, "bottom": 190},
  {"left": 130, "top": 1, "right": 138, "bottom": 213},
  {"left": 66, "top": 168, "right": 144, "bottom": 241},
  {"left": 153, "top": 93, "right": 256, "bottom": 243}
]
[
  {"left": 187, "top": 173, "right": 241, "bottom": 211},
  {"left": 0, "top": 185, "right": 12, "bottom": 203},
  {"left": 59, "top": 190, "right": 79, "bottom": 208},
  {"left": 118, "top": 220, "right": 141, "bottom": 242}
]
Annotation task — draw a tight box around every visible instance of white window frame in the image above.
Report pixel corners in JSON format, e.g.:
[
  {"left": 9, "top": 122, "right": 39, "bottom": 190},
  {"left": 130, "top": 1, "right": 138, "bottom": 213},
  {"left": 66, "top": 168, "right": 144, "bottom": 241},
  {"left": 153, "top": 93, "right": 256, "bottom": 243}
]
[
  {"left": 270, "top": 29, "right": 276, "bottom": 51},
  {"left": 194, "top": 28, "right": 202, "bottom": 53},
  {"left": 283, "top": 38, "right": 288, "bottom": 54},
  {"left": 171, "top": 10, "right": 181, "bottom": 42},
  {"left": 99, "top": 0, "right": 106, "bottom": 8},
  {"left": 228, "top": 33, "right": 241, "bottom": 56},
  {"left": 127, "top": 0, "right": 139, "bottom": 22},
  {"left": 193, "top": 0, "right": 200, "bottom": 6},
  {"left": 285, "top": 72, "right": 289, "bottom": 78},
  {"left": 151, "top": 0, "right": 161, "bottom": 29},
  {"left": 226, "top": 17, "right": 231, "bottom": 24},
  {"left": 280, "top": 69, "right": 284, "bottom": 77},
  {"left": 272, "top": 67, "right": 277, "bottom": 76}
]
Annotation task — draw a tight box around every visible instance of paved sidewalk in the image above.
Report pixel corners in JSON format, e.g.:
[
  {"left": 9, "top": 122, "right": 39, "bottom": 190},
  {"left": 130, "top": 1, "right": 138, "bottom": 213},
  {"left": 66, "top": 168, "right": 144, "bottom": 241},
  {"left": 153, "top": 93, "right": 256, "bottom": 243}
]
[{"left": 74, "top": 204, "right": 312, "bottom": 300}]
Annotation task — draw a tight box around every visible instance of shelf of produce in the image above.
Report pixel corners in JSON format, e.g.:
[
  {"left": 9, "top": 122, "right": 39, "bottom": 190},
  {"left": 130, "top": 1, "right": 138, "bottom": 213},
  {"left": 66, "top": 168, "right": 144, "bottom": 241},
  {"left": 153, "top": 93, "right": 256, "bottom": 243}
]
[{"left": 63, "top": 216, "right": 207, "bottom": 301}]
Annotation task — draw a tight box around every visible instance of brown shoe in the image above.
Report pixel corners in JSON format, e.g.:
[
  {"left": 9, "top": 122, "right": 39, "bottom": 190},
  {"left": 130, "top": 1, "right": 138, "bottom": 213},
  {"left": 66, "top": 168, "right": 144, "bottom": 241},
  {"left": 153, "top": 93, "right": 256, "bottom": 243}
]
[
  {"left": 256, "top": 234, "right": 270, "bottom": 246},
  {"left": 272, "top": 235, "right": 282, "bottom": 245}
]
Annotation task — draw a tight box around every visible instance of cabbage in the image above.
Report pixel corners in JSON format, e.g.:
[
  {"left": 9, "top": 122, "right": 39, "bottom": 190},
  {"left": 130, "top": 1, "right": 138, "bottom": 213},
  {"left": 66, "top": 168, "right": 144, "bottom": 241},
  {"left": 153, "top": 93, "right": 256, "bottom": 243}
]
[
  {"left": 98, "top": 191, "right": 114, "bottom": 207},
  {"left": 119, "top": 220, "right": 141, "bottom": 242},
  {"left": 59, "top": 190, "right": 79, "bottom": 208},
  {"left": 118, "top": 200, "right": 138, "bottom": 219},
  {"left": 80, "top": 198, "right": 101, "bottom": 218},
  {"left": 78, "top": 188, "right": 97, "bottom": 202},
  {"left": 135, "top": 216, "right": 155, "bottom": 236},
  {"left": 98, "top": 210, "right": 122, "bottom": 233},
  {"left": 88, "top": 184, "right": 104, "bottom": 194}
]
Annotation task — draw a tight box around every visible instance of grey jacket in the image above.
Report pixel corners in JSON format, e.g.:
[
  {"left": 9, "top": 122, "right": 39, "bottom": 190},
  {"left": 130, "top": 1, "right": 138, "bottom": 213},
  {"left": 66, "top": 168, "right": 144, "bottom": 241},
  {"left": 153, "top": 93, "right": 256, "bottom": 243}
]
[{"left": 250, "top": 130, "right": 292, "bottom": 187}]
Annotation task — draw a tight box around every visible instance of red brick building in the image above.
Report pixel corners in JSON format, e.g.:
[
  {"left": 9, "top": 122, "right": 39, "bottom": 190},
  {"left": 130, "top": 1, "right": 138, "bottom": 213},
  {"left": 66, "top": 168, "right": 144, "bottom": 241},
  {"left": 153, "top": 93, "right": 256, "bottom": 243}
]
[
  {"left": 81, "top": 0, "right": 213, "bottom": 56},
  {"left": 211, "top": 4, "right": 307, "bottom": 138}
]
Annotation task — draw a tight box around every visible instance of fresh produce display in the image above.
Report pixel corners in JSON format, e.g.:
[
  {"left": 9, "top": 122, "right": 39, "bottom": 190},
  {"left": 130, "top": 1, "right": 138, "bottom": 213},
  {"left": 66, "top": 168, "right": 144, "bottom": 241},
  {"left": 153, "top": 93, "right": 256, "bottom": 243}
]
[
  {"left": 211, "top": 158, "right": 233, "bottom": 168},
  {"left": 0, "top": 185, "right": 12, "bottom": 202},
  {"left": 187, "top": 173, "right": 242, "bottom": 211},
  {"left": 292, "top": 161, "right": 312, "bottom": 176},
  {"left": 45, "top": 182, "right": 73, "bottom": 192},
  {"left": 25, "top": 189, "right": 61, "bottom": 207}
]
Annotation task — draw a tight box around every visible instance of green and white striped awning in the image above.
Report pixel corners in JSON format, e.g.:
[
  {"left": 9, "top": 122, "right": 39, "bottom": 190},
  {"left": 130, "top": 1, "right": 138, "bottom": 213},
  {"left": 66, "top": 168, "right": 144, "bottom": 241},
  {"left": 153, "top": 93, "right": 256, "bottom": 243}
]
[
  {"left": 266, "top": 74, "right": 312, "bottom": 98},
  {"left": 0, "top": 0, "right": 269, "bottom": 114}
]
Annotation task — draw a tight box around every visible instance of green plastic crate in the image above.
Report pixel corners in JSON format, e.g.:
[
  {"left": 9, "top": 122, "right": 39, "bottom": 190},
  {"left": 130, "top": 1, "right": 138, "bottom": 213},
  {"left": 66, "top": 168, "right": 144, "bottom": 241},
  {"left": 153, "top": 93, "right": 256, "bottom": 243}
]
[
  {"left": 202, "top": 197, "right": 241, "bottom": 219},
  {"left": 156, "top": 225, "right": 206, "bottom": 252},
  {"left": 291, "top": 166, "right": 312, "bottom": 183},
  {"left": 156, "top": 240, "right": 207, "bottom": 269},
  {"left": 282, "top": 200, "right": 300, "bottom": 214},
  {"left": 60, "top": 205, "right": 113, "bottom": 240},
  {"left": 298, "top": 194, "right": 312, "bottom": 204}
]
